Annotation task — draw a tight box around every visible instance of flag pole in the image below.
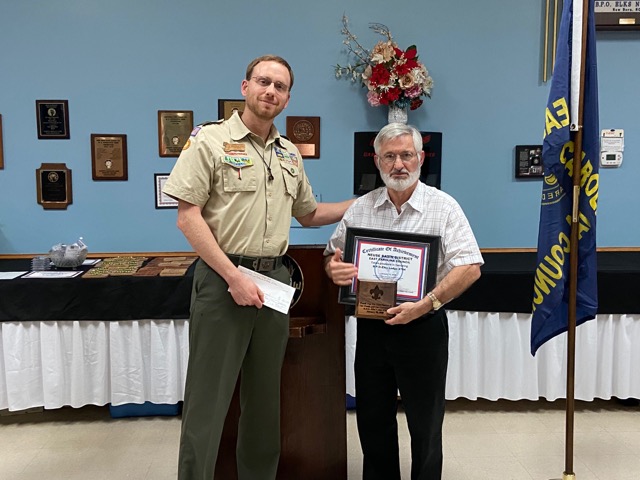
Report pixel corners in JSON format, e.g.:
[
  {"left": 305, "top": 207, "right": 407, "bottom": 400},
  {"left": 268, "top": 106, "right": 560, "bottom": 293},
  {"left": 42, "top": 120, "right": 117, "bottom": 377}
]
[{"left": 562, "top": 0, "right": 590, "bottom": 478}]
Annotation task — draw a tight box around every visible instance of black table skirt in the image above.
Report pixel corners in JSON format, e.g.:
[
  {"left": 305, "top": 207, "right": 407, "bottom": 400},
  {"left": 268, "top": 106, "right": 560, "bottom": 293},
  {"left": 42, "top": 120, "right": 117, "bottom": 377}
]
[
  {"left": 0, "top": 258, "right": 195, "bottom": 321},
  {"left": 447, "top": 251, "right": 640, "bottom": 314}
]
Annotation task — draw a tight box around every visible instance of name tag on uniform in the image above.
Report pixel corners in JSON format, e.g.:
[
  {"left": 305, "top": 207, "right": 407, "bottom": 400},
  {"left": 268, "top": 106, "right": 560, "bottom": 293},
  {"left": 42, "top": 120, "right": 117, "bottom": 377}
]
[
  {"left": 224, "top": 142, "right": 246, "bottom": 153},
  {"left": 222, "top": 156, "right": 253, "bottom": 168}
]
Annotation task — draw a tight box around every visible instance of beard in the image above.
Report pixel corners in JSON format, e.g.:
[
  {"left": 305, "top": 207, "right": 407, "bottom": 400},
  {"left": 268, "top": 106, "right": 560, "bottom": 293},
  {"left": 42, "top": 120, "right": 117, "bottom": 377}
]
[
  {"left": 244, "top": 94, "right": 285, "bottom": 122},
  {"left": 379, "top": 167, "right": 421, "bottom": 192}
]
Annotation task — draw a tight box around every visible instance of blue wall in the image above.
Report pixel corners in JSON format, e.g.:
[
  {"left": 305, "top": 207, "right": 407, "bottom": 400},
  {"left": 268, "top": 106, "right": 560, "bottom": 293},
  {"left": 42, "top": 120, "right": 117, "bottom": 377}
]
[{"left": 1, "top": 0, "right": 638, "bottom": 254}]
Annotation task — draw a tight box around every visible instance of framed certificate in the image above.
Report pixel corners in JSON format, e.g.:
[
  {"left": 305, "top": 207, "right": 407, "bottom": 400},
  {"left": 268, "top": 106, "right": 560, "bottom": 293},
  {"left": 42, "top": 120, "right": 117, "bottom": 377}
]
[
  {"left": 36, "top": 99, "right": 70, "bottom": 139},
  {"left": 91, "top": 134, "right": 128, "bottom": 180},
  {"left": 217, "top": 99, "right": 245, "bottom": 120},
  {"left": 339, "top": 227, "right": 439, "bottom": 305},
  {"left": 154, "top": 173, "right": 178, "bottom": 209},
  {"left": 158, "top": 110, "right": 193, "bottom": 157}
]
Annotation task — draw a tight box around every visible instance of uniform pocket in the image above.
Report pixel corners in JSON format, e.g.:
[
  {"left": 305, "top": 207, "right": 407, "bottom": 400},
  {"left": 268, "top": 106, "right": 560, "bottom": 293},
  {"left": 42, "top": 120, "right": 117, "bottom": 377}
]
[
  {"left": 280, "top": 161, "right": 299, "bottom": 199},
  {"left": 221, "top": 158, "right": 257, "bottom": 192}
]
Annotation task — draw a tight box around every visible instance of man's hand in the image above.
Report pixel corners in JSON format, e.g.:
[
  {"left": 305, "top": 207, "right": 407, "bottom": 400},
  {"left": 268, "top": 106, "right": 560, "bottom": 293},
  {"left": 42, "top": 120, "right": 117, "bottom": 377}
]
[
  {"left": 324, "top": 248, "right": 358, "bottom": 286},
  {"left": 227, "top": 272, "right": 265, "bottom": 308},
  {"left": 384, "top": 301, "right": 429, "bottom": 325}
]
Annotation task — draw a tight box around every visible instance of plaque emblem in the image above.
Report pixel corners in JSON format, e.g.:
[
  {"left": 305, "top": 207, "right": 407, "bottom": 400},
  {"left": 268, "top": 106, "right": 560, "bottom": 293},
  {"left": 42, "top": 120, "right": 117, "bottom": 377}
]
[{"left": 292, "top": 119, "right": 314, "bottom": 142}]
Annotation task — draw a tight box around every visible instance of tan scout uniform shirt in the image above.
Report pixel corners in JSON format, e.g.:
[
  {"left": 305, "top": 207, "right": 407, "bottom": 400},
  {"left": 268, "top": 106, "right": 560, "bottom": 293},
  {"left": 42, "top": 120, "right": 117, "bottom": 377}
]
[{"left": 163, "top": 111, "right": 317, "bottom": 257}]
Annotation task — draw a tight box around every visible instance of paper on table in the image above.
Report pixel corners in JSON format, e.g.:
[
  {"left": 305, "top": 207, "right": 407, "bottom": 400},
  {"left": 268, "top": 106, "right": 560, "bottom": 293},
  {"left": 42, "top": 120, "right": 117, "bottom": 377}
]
[
  {"left": 235, "top": 266, "right": 295, "bottom": 314},
  {"left": 22, "top": 271, "right": 83, "bottom": 279},
  {"left": 0, "top": 272, "right": 28, "bottom": 280}
]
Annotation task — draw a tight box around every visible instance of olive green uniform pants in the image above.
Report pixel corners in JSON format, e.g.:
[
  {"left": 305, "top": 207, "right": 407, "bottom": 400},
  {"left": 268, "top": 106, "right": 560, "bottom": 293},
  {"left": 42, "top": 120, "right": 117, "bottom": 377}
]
[{"left": 178, "top": 260, "right": 290, "bottom": 480}]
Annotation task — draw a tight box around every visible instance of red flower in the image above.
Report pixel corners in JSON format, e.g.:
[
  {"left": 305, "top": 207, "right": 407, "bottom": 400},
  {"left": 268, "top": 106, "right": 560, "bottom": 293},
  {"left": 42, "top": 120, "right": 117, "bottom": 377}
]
[
  {"left": 409, "top": 98, "right": 424, "bottom": 110},
  {"left": 380, "top": 87, "right": 401, "bottom": 105},
  {"left": 369, "top": 63, "right": 391, "bottom": 87}
]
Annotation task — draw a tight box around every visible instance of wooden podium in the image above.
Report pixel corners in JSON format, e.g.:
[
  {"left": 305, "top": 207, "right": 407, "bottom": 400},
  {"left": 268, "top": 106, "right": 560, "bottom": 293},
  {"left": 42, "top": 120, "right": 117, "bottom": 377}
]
[{"left": 214, "top": 245, "right": 347, "bottom": 480}]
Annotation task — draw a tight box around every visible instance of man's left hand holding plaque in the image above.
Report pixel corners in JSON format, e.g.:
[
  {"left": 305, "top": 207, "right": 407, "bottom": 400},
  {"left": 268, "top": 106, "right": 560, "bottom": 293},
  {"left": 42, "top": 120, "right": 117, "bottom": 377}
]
[{"left": 356, "top": 279, "right": 397, "bottom": 319}]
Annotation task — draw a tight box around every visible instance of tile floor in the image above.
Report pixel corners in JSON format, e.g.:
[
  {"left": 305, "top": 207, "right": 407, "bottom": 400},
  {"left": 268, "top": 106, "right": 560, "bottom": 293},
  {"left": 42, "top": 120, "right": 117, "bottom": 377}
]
[{"left": 1, "top": 398, "right": 639, "bottom": 479}]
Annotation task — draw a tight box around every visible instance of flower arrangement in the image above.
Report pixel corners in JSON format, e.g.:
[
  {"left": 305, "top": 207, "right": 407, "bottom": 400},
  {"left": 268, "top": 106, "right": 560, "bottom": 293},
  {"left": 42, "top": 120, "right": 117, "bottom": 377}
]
[{"left": 334, "top": 15, "right": 433, "bottom": 111}]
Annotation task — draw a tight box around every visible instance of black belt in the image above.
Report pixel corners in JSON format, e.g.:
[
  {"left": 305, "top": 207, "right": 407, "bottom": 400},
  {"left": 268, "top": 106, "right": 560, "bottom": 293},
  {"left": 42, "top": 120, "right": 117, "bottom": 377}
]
[{"left": 227, "top": 254, "right": 283, "bottom": 272}]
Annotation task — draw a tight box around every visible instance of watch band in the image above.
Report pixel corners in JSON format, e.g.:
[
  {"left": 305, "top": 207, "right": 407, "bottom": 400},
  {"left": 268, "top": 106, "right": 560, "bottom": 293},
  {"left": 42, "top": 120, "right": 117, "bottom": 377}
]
[{"left": 427, "top": 291, "right": 443, "bottom": 311}]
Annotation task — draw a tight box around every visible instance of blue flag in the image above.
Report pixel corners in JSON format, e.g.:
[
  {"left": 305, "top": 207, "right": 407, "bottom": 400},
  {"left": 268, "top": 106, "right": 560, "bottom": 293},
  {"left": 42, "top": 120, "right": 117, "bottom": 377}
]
[{"left": 531, "top": 0, "right": 599, "bottom": 356}]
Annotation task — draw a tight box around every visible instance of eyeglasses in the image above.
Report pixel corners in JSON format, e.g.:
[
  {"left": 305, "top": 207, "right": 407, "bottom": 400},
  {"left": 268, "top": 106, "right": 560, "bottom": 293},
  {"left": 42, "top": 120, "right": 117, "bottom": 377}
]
[
  {"left": 378, "top": 152, "right": 417, "bottom": 165},
  {"left": 251, "top": 76, "right": 290, "bottom": 94}
]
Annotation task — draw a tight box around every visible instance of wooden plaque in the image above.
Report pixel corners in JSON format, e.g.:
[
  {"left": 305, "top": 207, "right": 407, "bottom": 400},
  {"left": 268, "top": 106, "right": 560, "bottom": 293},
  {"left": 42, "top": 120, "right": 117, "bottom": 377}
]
[
  {"left": 286, "top": 116, "right": 320, "bottom": 158},
  {"left": 36, "top": 99, "right": 70, "bottom": 139},
  {"left": 36, "top": 163, "right": 72, "bottom": 209},
  {"left": 217, "top": 99, "right": 245, "bottom": 121},
  {"left": 356, "top": 279, "right": 397, "bottom": 319},
  {"left": 91, "top": 134, "right": 128, "bottom": 180},
  {"left": 158, "top": 110, "right": 193, "bottom": 157}
]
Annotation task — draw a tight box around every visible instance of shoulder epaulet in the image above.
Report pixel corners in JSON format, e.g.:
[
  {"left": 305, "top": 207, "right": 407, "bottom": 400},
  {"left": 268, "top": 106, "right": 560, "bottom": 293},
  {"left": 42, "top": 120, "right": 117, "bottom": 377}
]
[
  {"left": 198, "top": 120, "right": 222, "bottom": 127},
  {"left": 189, "top": 120, "right": 223, "bottom": 138}
]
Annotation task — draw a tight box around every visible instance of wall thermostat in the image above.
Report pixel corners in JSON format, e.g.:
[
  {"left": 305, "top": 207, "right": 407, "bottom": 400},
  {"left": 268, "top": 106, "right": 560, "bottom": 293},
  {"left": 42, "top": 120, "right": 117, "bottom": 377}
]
[
  {"left": 601, "top": 151, "right": 622, "bottom": 167},
  {"left": 600, "top": 129, "right": 624, "bottom": 168}
]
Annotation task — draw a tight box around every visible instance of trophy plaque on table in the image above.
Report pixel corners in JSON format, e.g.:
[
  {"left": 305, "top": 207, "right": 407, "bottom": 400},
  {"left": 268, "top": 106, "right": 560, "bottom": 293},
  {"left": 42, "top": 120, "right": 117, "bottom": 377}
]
[{"left": 356, "top": 279, "right": 397, "bottom": 319}]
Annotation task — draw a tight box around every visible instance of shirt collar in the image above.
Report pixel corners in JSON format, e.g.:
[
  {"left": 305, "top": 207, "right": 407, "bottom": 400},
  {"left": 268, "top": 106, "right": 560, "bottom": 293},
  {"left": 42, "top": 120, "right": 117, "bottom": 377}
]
[
  {"left": 228, "top": 110, "right": 282, "bottom": 146},
  {"left": 372, "top": 181, "right": 427, "bottom": 213}
]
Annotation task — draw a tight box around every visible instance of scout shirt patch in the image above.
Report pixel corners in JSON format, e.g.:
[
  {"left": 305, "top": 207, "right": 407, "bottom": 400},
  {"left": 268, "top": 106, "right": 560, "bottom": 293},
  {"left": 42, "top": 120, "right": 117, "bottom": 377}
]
[
  {"left": 274, "top": 147, "right": 300, "bottom": 168},
  {"left": 182, "top": 139, "right": 191, "bottom": 150},
  {"left": 223, "top": 142, "right": 246, "bottom": 153},
  {"left": 222, "top": 155, "right": 253, "bottom": 169},
  {"left": 190, "top": 126, "right": 202, "bottom": 137},
  {"left": 274, "top": 146, "right": 287, "bottom": 159}
]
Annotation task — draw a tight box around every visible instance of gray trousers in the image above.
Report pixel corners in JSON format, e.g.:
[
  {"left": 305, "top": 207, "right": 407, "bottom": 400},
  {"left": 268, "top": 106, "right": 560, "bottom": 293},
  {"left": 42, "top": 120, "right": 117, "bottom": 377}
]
[{"left": 178, "top": 259, "right": 290, "bottom": 480}]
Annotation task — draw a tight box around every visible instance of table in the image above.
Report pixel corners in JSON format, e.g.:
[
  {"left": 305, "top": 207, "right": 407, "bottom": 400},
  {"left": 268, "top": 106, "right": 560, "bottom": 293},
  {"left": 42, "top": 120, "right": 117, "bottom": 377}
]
[
  {"left": 0, "top": 248, "right": 347, "bottom": 480},
  {"left": 2, "top": 250, "right": 639, "bottom": 412}
]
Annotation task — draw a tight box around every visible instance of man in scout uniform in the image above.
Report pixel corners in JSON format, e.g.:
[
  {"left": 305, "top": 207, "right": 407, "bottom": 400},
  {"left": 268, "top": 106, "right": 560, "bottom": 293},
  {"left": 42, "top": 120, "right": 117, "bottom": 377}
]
[{"left": 163, "top": 54, "right": 352, "bottom": 480}]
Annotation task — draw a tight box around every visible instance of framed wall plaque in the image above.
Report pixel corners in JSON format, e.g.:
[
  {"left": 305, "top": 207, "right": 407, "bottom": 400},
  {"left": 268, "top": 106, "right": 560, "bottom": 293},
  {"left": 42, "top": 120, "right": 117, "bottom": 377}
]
[
  {"left": 91, "top": 134, "right": 128, "bottom": 180},
  {"left": 0, "top": 114, "right": 4, "bottom": 169},
  {"left": 36, "top": 100, "right": 70, "bottom": 139},
  {"left": 286, "top": 116, "right": 320, "bottom": 158},
  {"left": 353, "top": 131, "right": 442, "bottom": 195},
  {"left": 36, "top": 163, "right": 72, "bottom": 209},
  {"left": 595, "top": 3, "right": 640, "bottom": 30},
  {"left": 158, "top": 110, "right": 194, "bottom": 157},
  {"left": 338, "top": 227, "right": 439, "bottom": 306},
  {"left": 154, "top": 173, "right": 178, "bottom": 209},
  {"left": 515, "top": 145, "right": 543, "bottom": 178},
  {"left": 217, "top": 99, "right": 245, "bottom": 120}
]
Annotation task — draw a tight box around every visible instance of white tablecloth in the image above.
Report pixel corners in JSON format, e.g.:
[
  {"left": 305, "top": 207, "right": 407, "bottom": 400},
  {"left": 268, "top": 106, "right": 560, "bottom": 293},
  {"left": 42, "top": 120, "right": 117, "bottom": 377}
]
[
  {"left": 344, "top": 311, "right": 640, "bottom": 401},
  {"left": 0, "top": 320, "right": 189, "bottom": 411},
  {"left": 1, "top": 312, "right": 638, "bottom": 411}
]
